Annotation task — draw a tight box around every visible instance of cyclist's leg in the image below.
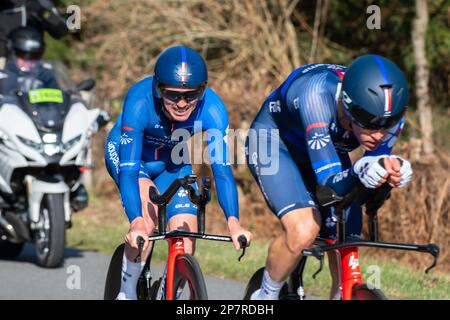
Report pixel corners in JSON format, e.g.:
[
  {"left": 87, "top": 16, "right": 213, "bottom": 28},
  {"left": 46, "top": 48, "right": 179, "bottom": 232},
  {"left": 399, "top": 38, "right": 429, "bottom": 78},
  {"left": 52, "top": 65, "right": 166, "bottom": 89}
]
[
  {"left": 153, "top": 164, "right": 198, "bottom": 255},
  {"left": 106, "top": 136, "right": 158, "bottom": 260},
  {"left": 105, "top": 133, "right": 159, "bottom": 300},
  {"left": 268, "top": 208, "right": 321, "bottom": 280},
  {"left": 246, "top": 125, "right": 321, "bottom": 299},
  {"left": 152, "top": 164, "right": 199, "bottom": 299},
  {"left": 168, "top": 214, "right": 197, "bottom": 254}
]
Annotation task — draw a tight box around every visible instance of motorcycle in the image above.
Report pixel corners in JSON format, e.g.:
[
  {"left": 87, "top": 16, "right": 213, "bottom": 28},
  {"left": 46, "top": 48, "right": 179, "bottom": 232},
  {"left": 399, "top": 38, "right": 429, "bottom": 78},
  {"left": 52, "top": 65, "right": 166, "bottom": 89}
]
[{"left": 0, "top": 73, "right": 109, "bottom": 268}]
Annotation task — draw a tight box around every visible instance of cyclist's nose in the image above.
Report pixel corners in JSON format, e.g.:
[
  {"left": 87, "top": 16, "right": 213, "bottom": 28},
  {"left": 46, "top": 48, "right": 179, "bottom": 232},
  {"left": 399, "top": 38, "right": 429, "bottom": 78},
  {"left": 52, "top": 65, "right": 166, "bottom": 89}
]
[
  {"left": 177, "top": 99, "right": 188, "bottom": 108},
  {"left": 371, "top": 130, "right": 386, "bottom": 141}
]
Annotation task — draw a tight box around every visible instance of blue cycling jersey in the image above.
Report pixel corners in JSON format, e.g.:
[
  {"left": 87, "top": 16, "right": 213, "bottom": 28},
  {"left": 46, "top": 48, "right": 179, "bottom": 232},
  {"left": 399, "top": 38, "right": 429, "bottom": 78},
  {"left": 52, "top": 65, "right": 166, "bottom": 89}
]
[
  {"left": 246, "top": 62, "right": 405, "bottom": 239},
  {"left": 107, "top": 76, "right": 238, "bottom": 222},
  {"left": 252, "top": 63, "right": 404, "bottom": 198}
]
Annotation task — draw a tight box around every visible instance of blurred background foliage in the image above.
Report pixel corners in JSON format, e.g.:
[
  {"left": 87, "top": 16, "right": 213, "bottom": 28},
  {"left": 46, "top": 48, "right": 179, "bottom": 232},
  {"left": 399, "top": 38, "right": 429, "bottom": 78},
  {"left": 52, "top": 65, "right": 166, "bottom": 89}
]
[{"left": 48, "top": 0, "right": 449, "bottom": 271}]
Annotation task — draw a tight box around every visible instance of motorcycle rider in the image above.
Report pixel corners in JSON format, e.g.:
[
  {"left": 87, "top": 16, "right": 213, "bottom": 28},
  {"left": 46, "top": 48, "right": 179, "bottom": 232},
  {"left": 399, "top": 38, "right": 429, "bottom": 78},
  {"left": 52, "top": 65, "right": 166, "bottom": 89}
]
[
  {"left": 0, "top": 26, "right": 59, "bottom": 95},
  {"left": 0, "top": 26, "right": 93, "bottom": 215},
  {"left": 0, "top": 0, "right": 68, "bottom": 62}
]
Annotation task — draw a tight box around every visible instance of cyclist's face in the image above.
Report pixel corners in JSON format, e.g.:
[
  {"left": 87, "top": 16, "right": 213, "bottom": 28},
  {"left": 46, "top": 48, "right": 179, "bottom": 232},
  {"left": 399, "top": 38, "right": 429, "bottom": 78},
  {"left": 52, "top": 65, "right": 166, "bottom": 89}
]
[
  {"left": 352, "top": 121, "right": 388, "bottom": 151},
  {"left": 161, "top": 86, "right": 199, "bottom": 122}
]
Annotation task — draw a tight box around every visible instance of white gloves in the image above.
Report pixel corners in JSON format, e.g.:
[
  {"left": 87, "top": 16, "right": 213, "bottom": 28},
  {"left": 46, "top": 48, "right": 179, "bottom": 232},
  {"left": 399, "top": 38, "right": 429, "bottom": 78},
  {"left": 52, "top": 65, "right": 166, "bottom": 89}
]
[
  {"left": 353, "top": 155, "right": 389, "bottom": 188},
  {"left": 353, "top": 155, "right": 413, "bottom": 189},
  {"left": 389, "top": 155, "right": 413, "bottom": 188}
]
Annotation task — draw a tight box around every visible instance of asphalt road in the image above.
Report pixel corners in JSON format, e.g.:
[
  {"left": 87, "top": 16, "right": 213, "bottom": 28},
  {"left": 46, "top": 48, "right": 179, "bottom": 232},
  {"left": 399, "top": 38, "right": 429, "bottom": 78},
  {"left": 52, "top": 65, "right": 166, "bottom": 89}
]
[{"left": 0, "top": 244, "right": 247, "bottom": 300}]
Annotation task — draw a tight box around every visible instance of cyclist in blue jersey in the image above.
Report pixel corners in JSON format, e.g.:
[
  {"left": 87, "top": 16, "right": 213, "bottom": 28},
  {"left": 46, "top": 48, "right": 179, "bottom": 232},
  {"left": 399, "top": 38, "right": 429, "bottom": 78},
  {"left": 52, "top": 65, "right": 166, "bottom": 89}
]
[
  {"left": 105, "top": 46, "right": 252, "bottom": 300},
  {"left": 245, "top": 55, "right": 413, "bottom": 300}
]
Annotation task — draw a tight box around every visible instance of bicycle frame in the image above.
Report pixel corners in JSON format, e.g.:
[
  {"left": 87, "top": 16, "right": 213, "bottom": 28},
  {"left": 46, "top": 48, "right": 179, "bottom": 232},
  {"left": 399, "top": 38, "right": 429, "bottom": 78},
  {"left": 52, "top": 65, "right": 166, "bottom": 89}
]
[
  {"left": 166, "top": 237, "right": 186, "bottom": 300},
  {"left": 147, "top": 230, "right": 234, "bottom": 300},
  {"left": 296, "top": 182, "right": 440, "bottom": 300},
  {"left": 144, "top": 174, "right": 247, "bottom": 300}
]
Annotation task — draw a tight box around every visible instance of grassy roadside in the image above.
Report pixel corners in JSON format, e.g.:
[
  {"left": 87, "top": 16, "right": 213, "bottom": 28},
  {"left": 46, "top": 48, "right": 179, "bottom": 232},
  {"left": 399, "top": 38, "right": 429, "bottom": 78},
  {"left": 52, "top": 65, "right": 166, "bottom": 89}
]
[{"left": 67, "top": 203, "right": 450, "bottom": 300}]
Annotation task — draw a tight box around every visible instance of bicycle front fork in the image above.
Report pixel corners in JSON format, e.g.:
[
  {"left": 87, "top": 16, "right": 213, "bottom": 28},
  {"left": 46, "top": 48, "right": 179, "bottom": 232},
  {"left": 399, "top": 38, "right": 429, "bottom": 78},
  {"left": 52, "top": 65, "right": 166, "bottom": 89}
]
[
  {"left": 165, "top": 237, "right": 186, "bottom": 300},
  {"left": 339, "top": 246, "right": 363, "bottom": 300}
]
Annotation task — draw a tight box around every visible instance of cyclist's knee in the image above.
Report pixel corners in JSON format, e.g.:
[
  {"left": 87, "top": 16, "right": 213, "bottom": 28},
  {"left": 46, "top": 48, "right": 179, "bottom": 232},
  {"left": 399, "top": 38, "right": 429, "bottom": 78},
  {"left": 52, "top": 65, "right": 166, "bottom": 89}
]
[
  {"left": 285, "top": 227, "right": 318, "bottom": 255},
  {"left": 282, "top": 208, "right": 320, "bottom": 255},
  {"left": 183, "top": 238, "right": 196, "bottom": 255}
]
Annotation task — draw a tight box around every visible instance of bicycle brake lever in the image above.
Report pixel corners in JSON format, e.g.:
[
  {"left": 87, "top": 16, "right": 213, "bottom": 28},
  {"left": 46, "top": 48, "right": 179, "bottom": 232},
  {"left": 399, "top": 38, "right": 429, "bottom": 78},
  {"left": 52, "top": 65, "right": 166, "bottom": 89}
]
[
  {"left": 425, "top": 244, "right": 440, "bottom": 274},
  {"left": 134, "top": 236, "right": 145, "bottom": 263},
  {"left": 237, "top": 235, "right": 247, "bottom": 262},
  {"left": 302, "top": 247, "right": 324, "bottom": 279},
  {"left": 238, "top": 247, "right": 246, "bottom": 262},
  {"left": 312, "top": 255, "right": 324, "bottom": 279}
]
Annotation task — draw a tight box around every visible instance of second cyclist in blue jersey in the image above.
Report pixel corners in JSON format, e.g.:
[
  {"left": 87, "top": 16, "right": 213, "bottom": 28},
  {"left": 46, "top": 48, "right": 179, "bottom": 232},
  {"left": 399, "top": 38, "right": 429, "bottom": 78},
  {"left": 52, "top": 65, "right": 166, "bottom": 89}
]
[
  {"left": 105, "top": 46, "right": 252, "bottom": 300},
  {"left": 246, "top": 55, "right": 413, "bottom": 300}
]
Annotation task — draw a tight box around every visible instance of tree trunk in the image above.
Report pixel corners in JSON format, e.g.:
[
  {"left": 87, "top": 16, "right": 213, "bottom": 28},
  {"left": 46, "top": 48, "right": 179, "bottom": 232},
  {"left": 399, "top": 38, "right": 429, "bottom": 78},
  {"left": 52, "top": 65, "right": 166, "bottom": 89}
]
[{"left": 412, "top": 0, "right": 434, "bottom": 154}]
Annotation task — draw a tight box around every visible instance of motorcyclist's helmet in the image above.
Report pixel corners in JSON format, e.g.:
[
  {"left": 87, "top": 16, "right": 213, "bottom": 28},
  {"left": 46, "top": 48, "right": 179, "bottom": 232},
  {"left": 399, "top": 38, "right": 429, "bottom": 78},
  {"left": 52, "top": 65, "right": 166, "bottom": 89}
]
[{"left": 8, "top": 26, "right": 45, "bottom": 60}]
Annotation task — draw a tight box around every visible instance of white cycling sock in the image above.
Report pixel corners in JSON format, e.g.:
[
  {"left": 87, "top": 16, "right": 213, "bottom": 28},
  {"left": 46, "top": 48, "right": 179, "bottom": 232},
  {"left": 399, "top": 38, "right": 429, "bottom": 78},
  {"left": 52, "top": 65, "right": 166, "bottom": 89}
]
[
  {"left": 116, "top": 253, "right": 145, "bottom": 300},
  {"left": 250, "top": 269, "right": 284, "bottom": 300}
]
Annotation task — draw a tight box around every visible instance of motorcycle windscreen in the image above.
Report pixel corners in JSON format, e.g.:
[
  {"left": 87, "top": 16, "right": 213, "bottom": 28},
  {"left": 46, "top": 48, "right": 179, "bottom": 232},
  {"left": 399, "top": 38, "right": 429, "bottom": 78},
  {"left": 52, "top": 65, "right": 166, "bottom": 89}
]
[{"left": 21, "top": 88, "right": 71, "bottom": 132}]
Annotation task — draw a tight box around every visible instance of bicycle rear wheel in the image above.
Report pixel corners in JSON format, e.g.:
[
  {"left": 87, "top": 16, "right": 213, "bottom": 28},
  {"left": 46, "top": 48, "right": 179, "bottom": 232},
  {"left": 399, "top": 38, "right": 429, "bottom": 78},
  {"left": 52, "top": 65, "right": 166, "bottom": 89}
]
[
  {"left": 351, "top": 283, "right": 387, "bottom": 300},
  {"left": 172, "top": 253, "right": 208, "bottom": 300}
]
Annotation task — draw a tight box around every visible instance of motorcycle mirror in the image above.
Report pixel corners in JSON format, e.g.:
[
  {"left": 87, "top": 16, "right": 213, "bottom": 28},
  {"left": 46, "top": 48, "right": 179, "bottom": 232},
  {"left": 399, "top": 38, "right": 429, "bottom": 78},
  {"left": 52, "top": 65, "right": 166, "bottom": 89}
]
[{"left": 76, "top": 78, "right": 96, "bottom": 92}]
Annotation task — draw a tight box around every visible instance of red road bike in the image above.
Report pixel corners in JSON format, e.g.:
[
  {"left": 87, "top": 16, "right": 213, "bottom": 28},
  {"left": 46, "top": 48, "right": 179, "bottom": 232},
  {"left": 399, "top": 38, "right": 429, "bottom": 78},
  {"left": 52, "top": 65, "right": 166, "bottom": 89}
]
[
  {"left": 244, "top": 183, "right": 439, "bottom": 300},
  {"left": 104, "top": 174, "right": 247, "bottom": 300}
]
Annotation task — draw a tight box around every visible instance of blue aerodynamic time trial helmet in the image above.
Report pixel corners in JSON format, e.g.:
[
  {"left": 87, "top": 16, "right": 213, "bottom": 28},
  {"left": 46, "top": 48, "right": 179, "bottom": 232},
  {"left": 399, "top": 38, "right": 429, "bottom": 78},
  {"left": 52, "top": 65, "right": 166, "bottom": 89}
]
[
  {"left": 153, "top": 46, "right": 208, "bottom": 100},
  {"left": 341, "top": 54, "right": 409, "bottom": 130}
]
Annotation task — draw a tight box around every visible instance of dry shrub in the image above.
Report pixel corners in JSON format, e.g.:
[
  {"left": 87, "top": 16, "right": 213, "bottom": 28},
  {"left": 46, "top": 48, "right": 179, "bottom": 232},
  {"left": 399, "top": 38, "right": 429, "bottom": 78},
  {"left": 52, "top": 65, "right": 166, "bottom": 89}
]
[{"left": 77, "top": 0, "right": 303, "bottom": 116}]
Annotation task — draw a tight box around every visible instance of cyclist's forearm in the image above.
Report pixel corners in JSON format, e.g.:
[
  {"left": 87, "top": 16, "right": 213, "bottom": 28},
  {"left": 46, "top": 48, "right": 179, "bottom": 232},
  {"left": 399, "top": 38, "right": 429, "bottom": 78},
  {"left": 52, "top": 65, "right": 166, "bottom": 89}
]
[
  {"left": 211, "top": 164, "right": 239, "bottom": 220},
  {"left": 119, "top": 169, "right": 142, "bottom": 223},
  {"left": 322, "top": 169, "right": 358, "bottom": 197}
]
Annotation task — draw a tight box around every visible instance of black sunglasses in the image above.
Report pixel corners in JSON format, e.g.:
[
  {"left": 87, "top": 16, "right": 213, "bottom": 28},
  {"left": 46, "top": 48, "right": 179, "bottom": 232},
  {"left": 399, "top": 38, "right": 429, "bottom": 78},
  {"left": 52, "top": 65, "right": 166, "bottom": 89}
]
[
  {"left": 159, "top": 86, "right": 205, "bottom": 103},
  {"left": 343, "top": 99, "right": 405, "bottom": 130},
  {"left": 349, "top": 106, "right": 405, "bottom": 130}
]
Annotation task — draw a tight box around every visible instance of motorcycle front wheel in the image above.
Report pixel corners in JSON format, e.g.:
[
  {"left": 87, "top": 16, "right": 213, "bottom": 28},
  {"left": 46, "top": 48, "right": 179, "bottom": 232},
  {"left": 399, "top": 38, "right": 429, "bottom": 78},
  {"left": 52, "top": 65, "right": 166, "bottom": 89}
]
[{"left": 34, "top": 194, "right": 66, "bottom": 268}]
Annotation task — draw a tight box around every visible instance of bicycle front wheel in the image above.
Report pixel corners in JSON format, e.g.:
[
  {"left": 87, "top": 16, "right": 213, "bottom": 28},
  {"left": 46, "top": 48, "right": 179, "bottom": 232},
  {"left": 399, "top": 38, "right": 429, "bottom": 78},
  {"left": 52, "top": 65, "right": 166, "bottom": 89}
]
[
  {"left": 172, "top": 254, "right": 208, "bottom": 300},
  {"left": 352, "top": 284, "right": 387, "bottom": 300}
]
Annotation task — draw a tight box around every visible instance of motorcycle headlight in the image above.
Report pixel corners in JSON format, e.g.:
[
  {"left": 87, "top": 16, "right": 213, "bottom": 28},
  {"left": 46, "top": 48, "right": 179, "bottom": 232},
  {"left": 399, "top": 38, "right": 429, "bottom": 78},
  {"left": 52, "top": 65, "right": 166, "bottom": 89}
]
[
  {"left": 17, "top": 135, "right": 43, "bottom": 152},
  {"left": 42, "top": 133, "right": 58, "bottom": 144},
  {"left": 62, "top": 134, "right": 82, "bottom": 152},
  {"left": 43, "top": 144, "right": 61, "bottom": 157}
]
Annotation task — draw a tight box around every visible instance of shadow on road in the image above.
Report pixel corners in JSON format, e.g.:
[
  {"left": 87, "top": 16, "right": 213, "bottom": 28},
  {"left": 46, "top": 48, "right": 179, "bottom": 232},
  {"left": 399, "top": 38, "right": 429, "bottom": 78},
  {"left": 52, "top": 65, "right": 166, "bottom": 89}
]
[{"left": 1, "top": 244, "right": 98, "bottom": 269}]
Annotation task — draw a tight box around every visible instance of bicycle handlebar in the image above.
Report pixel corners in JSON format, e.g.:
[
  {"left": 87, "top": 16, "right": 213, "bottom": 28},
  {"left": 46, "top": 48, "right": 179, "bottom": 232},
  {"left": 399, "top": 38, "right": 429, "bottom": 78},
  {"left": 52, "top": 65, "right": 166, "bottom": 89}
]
[
  {"left": 148, "top": 174, "right": 248, "bottom": 260},
  {"left": 149, "top": 174, "right": 197, "bottom": 205},
  {"left": 308, "top": 181, "right": 439, "bottom": 275}
]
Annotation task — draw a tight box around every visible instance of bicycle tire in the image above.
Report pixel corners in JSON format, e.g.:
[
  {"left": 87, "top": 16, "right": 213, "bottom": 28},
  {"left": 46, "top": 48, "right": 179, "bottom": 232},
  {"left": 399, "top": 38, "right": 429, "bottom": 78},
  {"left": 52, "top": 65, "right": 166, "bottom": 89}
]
[
  {"left": 242, "top": 267, "right": 265, "bottom": 300},
  {"left": 148, "top": 278, "right": 162, "bottom": 300},
  {"left": 351, "top": 283, "right": 387, "bottom": 300},
  {"left": 172, "top": 254, "right": 208, "bottom": 300},
  {"left": 103, "top": 243, "right": 125, "bottom": 300}
]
